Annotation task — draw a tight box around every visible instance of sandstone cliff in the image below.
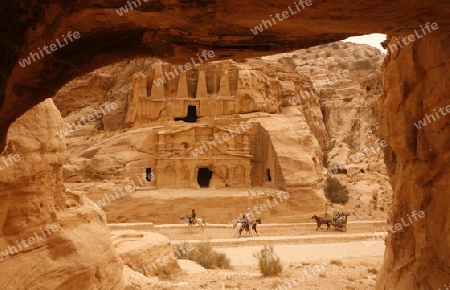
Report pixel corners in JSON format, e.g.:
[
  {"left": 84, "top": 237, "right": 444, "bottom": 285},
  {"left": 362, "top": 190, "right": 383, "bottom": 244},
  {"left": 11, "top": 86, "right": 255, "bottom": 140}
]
[
  {"left": 53, "top": 42, "right": 391, "bottom": 223},
  {"left": 54, "top": 57, "right": 328, "bottom": 194},
  {"left": 0, "top": 100, "right": 124, "bottom": 290},
  {"left": 376, "top": 33, "right": 450, "bottom": 290}
]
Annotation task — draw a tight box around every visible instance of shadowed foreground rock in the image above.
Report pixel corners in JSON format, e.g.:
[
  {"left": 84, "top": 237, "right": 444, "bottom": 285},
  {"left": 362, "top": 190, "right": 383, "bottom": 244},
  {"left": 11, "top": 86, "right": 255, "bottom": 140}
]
[{"left": 0, "top": 100, "right": 124, "bottom": 289}]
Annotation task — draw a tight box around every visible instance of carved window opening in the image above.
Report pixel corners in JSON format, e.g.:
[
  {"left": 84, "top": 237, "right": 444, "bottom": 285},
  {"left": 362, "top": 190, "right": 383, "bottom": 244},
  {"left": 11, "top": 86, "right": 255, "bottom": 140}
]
[
  {"left": 146, "top": 168, "right": 152, "bottom": 181},
  {"left": 266, "top": 168, "right": 272, "bottom": 182}
]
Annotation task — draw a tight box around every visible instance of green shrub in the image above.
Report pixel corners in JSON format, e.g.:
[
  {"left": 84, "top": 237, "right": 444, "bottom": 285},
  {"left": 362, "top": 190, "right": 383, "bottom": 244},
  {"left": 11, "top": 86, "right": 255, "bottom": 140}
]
[
  {"left": 325, "top": 177, "right": 349, "bottom": 204},
  {"left": 254, "top": 245, "right": 283, "bottom": 276},
  {"left": 353, "top": 59, "right": 372, "bottom": 70},
  {"left": 183, "top": 242, "right": 230, "bottom": 269}
]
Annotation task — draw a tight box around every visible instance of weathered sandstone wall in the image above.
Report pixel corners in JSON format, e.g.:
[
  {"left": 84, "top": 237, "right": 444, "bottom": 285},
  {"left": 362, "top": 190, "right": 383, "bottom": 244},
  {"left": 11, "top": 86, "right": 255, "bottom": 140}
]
[
  {"left": 376, "top": 34, "right": 450, "bottom": 289},
  {"left": 0, "top": 100, "right": 124, "bottom": 289}
]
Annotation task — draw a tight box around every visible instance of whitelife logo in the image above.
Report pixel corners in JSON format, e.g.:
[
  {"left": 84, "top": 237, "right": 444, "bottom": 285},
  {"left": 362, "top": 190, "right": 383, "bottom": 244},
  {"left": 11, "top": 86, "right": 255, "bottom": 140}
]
[
  {"left": 327, "top": 139, "right": 388, "bottom": 176},
  {"left": 250, "top": 0, "right": 313, "bottom": 35},
  {"left": 0, "top": 224, "right": 59, "bottom": 261},
  {"left": 18, "top": 31, "right": 81, "bottom": 68},
  {"left": 190, "top": 121, "right": 252, "bottom": 157},
  {"left": 387, "top": 22, "right": 439, "bottom": 54},
  {"left": 56, "top": 102, "right": 118, "bottom": 139},
  {"left": 116, "top": 0, "right": 148, "bottom": 16},
  {"left": 364, "top": 210, "right": 425, "bottom": 247},
  {"left": 231, "top": 192, "right": 291, "bottom": 225},
  {"left": 413, "top": 104, "right": 450, "bottom": 129},
  {"left": 0, "top": 154, "right": 21, "bottom": 171},
  {"left": 153, "top": 50, "right": 216, "bottom": 87}
]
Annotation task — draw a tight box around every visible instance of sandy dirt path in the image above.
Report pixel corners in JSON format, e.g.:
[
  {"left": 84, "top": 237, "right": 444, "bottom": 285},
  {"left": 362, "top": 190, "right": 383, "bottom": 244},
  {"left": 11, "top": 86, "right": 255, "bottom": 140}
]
[
  {"left": 109, "top": 221, "right": 387, "bottom": 243},
  {"left": 214, "top": 241, "right": 385, "bottom": 266}
]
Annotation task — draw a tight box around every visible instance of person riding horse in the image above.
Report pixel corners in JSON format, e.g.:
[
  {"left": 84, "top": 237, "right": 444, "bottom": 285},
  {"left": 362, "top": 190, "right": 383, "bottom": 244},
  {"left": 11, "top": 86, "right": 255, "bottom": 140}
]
[
  {"left": 188, "top": 209, "right": 196, "bottom": 224},
  {"left": 241, "top": 213, "right": 249, "bottom": 230}
]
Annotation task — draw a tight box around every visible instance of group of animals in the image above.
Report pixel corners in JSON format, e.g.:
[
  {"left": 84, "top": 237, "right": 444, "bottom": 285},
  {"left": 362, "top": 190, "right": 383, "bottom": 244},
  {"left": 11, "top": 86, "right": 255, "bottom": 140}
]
[
  {"left": 179, "top": 212, "right": 346, "bottom": 235},
  {"left": 180, "top": 212, "right": 261, "bottom": 237}
]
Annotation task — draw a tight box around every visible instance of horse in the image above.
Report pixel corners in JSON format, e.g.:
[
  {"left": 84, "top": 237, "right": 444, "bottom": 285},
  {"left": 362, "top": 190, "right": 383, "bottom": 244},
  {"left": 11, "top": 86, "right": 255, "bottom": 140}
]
[
  {"left": 231, "top": 221, "right": 245, "bottom": 237},
  {"left": 180, "top": 213, "right": 206, "bottom": 231},
  {"left": 250, "top": 218, "right": 262, "bottom": 236},
  {"left": 311, "top": 214, "right": 331, "bottom": 231},
  {"left": 233, "top": 218, "right": 262, "bottom": 237}
]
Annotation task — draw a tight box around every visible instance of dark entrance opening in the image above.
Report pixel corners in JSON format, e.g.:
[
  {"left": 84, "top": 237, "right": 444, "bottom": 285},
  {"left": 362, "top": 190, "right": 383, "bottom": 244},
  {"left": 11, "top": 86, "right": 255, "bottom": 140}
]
[
  {"left": 197, "top": 168, "right": 213, "bottom": 187},
  {"left": 174, "top": 105, "right": 198, "bottom": 123},
  {"left": 146, "top": 168, "right": 152, "bottom": 181},
  {"left": 266, "top": 168, "right": 272, "bottom": 182}
]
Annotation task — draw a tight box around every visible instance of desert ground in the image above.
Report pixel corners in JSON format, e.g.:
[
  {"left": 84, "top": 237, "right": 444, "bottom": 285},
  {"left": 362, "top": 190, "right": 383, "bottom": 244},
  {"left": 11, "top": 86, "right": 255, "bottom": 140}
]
[
  {"left": 71, "top": 184, "right": 389, "bottom": 289},
  {"left": 111, "top": 222, "right": 386, "bottom": 290}
]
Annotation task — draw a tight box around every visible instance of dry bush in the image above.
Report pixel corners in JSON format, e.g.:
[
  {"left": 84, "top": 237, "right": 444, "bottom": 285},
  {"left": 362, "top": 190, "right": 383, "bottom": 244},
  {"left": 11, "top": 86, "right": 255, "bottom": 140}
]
[
  {"left": 253, "top": 245, "right": 283, "bottom": 276},
  {"left": 182, "top": 242, "right": 231, "bottom": 269},
  {"left": 353, "top": 59, "right": 372, "bottom": 70},
  {"left": 368, "top": 268, "right": 378, "bottom": 275},
  {"left": 330, "top": 259, "right": 344, "bottom": 266},
  {"left": 173, "top": 241, "right": 190, "bottom": 259}
]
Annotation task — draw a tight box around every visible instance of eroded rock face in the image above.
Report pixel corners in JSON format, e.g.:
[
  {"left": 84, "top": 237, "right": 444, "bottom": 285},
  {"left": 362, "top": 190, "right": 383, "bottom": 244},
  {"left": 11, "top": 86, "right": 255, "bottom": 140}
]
[
  {"left": 2, "top": 1, "right": 450, "bottom": 151},
  {"left": 56, "top": 58, "right": 327, "bottom": 195},
  {"left": 0, "top": 99, "right": 124, "bottom": 290},
  {"left": 111, "top": 230, "right": 181, "bottom": 278},
  {"left": 376, "top": 35, "right": 450, "bottom": 289},
  {"left": 1, "top": 2, "right": 450, "bottom": 288}
]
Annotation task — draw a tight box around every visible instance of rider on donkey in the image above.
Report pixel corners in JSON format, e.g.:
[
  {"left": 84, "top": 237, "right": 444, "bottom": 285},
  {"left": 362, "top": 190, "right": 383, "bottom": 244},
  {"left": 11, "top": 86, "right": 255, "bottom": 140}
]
[{"left": 188, "top": 209, "right": 196, "bottom": 224}]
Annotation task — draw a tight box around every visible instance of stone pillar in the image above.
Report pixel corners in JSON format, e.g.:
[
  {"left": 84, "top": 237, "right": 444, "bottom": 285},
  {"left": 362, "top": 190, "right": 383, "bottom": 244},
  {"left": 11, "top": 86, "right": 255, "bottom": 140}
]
[
  {"left": 244, "top": 165, "right": 252, "bottom": 187},
  {"left": 154, "top": 167, "right": 162, "bottom": 188},
  {"left": 218, "top": 70, "right": 230, "bottom": 97},
  {"left": 196, "top": 69, "right": 208, "bottom": 99},
  {"left": 242, "top": 134, "right": 250, "bottom": 153},
  {"left": 124, "top": 72, "right": 147, "bottom": 125},
  {"left": 175, "top": 166, "right": 181, "bottom": 187},
  {"left": 228, "top": 166, "right": 235, "bottom": 187},
  {"left": 189, "top": 167, "right": 197, "bottom": 188},
  {"left": 151, "top": 62, "right": 165, "bottom": 99},
  {"left": 176, "top": 72, "right": 189, "bottom": 98}
]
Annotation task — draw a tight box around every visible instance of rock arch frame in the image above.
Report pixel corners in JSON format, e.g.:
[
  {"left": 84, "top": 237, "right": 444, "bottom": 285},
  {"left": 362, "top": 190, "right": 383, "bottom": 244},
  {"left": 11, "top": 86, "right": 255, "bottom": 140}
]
[{"left": 1, "top": 1, "right": 449, "bottom": 289}]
